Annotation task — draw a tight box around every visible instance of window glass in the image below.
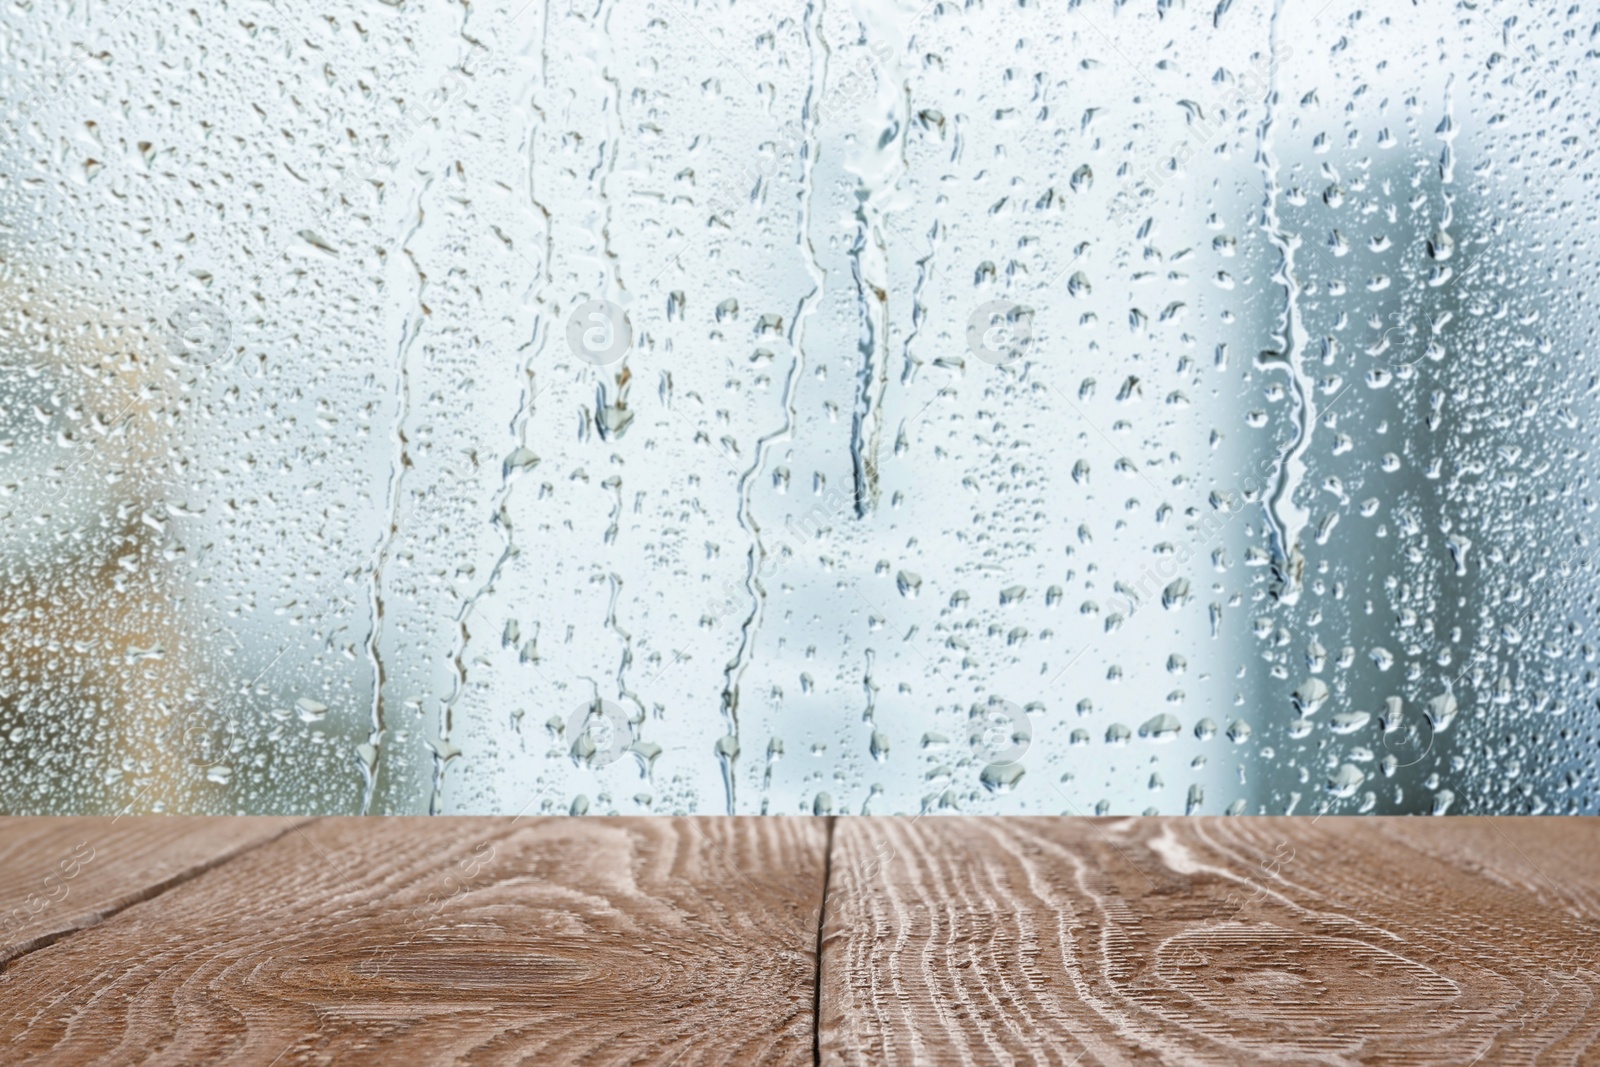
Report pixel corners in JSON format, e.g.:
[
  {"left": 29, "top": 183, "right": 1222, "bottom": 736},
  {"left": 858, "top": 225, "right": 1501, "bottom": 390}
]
[{"left": 1, "top": 0, "right": 1593, "bottom": 815}]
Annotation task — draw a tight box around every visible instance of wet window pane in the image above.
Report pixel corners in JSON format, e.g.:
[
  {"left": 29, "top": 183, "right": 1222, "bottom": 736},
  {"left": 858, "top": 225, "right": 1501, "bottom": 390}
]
[{"left": 1, "top": 1, "right": 1596, "bottom": 815}]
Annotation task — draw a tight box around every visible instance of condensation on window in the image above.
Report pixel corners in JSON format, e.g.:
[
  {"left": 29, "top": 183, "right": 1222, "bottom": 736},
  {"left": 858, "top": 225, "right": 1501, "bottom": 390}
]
[{"left": 1, "top": 0, "right": 1595, "bottom": 816}]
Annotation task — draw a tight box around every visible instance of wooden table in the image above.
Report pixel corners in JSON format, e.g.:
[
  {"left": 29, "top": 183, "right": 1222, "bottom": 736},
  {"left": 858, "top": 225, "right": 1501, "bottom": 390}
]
[{"left": 0, "top": 817, "right": 1596, "bottom": 1065}]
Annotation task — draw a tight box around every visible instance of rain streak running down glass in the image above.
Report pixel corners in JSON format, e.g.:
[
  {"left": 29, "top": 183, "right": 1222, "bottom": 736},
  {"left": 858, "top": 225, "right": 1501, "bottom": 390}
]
[{"left": 1, "top": 0, "right": 1597, "bottom": 817}]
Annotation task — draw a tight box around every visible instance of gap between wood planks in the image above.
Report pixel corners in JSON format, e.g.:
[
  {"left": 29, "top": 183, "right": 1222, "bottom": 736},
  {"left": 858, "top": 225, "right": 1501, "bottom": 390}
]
[
  {"left": 0, "top": 817, "right": 313, "bottom": 976},
  {"left": 812, "top": 815, "right": 838, "bottom": 1067}
]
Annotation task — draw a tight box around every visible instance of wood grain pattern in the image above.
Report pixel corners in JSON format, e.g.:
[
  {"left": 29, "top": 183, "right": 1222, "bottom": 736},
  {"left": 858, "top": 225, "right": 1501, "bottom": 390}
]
[
  {"left": 0, "top": 817, "right": 301, "bottom": 971},
  {"left": 819, "top": 817, "right": 1600, "bottom": 1066},
  {"left": 0, "top": 817, "right": 829, "bottom": 1066},
  {"left": 5, "top": 817, "right": 1599, "bottom": 1066}
]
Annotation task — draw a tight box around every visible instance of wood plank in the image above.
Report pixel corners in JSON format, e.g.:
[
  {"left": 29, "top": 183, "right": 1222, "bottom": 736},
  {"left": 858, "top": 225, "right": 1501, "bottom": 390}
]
[
  {"left": 0, "top": 817, "right": 829, "bottom": 1066},
  {"left": 0, "top": 817, "right": 302, "bottom": 971},
  {"left": 819, "top": 817, "right": 1600, "bottom": 1066}
]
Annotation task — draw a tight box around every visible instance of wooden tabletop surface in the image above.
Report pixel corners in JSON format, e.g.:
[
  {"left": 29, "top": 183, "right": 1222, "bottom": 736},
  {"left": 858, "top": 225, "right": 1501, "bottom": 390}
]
[{"left": 0, "top": 817, "right": 1596, "bottom": 1065}]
